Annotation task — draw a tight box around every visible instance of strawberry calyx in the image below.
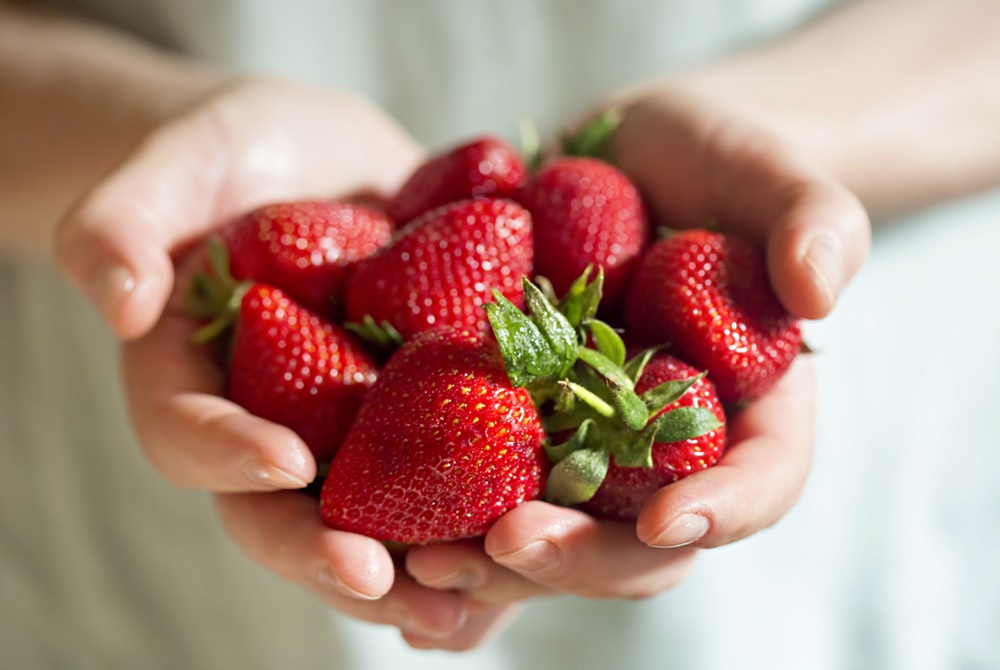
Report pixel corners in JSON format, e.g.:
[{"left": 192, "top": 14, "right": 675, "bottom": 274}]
[
  {"left": 184, "top": 235, "right": 252, "bottom": 346},
  {"left": 486, "top": 269, "right": 722, "bottom": 507},
  {"left": 561, "top": 107, "right": 623, "bottom": 161},
  {"left": 344, "top": 314, "right": 404, "bottom": 353}
]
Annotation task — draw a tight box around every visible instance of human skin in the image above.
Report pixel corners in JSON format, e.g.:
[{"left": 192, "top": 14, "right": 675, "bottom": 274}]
[{"left": 4, "top": 0, "right": 1000, "bottom": 652}]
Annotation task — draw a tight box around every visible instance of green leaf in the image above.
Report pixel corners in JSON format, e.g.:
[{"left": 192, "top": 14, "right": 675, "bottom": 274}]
[
  {"left": 561, "top": 107, "right": 624, "bottom": 160},
  {"left": 485, "top": 290, "right": 563, "bottom": 387},
  {"left": 622, "top": 345, "right": 666, "bottom": 384},
  {"left": 640, "top": 374, "right": 705, "bottom": 414},
  {"left": 523, "top": 278, "right": 578, "bottom": 375},
  {"left": 189, "top": 282, "right": 250, "bottom": 346},
  {"left": 544, "top": 446, "right": 611, "bottom": 507},
  {"left": 543, "top": 419, "right": 595, "bottom": 464},
  {"left": 587, "top": 319, "right": 626, "bottom": 367},
  {"left": 609, "top": 429, "right": 657, "bottom": 469},
  {"left": 650, "top": 407, "right": 723, "bottom": 444},
  {"left": 558, "top": 266, "right": 603, "bottom": 329},
  {"left": 608, "top": 380, "right": 650, "bottom": 431},
  {"left": 576, "top": 346, "right": 633, "bottom": 390}
]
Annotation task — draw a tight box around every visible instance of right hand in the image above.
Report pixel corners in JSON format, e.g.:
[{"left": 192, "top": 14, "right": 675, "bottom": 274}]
[{"left": 55, "top": 77, "right": 521, "bottom": 643}]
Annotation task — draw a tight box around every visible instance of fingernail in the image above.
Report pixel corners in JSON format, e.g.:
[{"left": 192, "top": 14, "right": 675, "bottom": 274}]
[
  {"left": 418, "top": 568, "right": 477, "bottom": 590},
  {"left": 318, "top": 566, "right": 380, "bottom": 601},
  {"left": 243, "top": 459, "right": 309, "bottom": 489},
  {"left": 647, "top": 513, "right": 710, "bottom": 548},
  {"left": 492, "top": 540, "right": 560, "bottom": 573},
  {"left": 803, "top": 232, "right": 842, "bottom": 312},
  {"left": 390, "top": 604, "right": 454, "bottom": 639},
  {"left": 93, "top": 264, "right": 135, "bottom": 319}
]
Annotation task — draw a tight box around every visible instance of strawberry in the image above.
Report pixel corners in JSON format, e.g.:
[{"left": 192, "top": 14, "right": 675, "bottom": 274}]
[
  {"left": 320, "top": 327, "right": 547, "bottom": 544},
  {"left": 578, "top": 354, "right": 726, "bottom": 521},
  {"left": 226, "top": 284, "right": 379, "bottom": 462},
  {"left": 186, "top": 240, "right": 379, "bottom": 462},
  {"left": 625, "top": 230, "right": 802, "bottom": 403},
  {"left": 486, "top": 272, "right": 725, "bottom": 522},
  {"left": 223, "top": 200, "right": 393, "bottom": 318},
  {"left": 344, "top": 198, "right": 533, "bottom": 341},
  {"left": 518, "top": 156, "right": 649, "bottom": 307},
  {"left": 387, "top": 136, "right": 527, "bottom": 224}
]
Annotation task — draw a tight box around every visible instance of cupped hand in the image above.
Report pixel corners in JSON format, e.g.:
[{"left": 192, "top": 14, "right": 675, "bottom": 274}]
[
  {"left": 405, "top": 81, "right": 868, "bottom": 633},
  {"left": 52, "top": 77, "right": 501, "bottom": 642}
]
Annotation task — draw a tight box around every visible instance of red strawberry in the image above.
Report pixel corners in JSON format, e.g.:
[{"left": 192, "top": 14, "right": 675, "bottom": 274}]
[
  {"left": 518, "top": 156, "right": 649, "bottom": 306},
  {"left": 224, "top": 200, "right": 393, "bottom": 318},
  {"left": 344, "top": 198, "right": 533, "bottom": 341},
  {"left": 580, "top": 354, "right": 726, "bottom": 521},
  {"left": 225, "top": 284, "right": 379, "bottom": 462},
  {"left": 387, "top": 136, "right": 527, "bottom": 224},
  {"left": 320, "top": 327, "right": 548, "bottom": 544},
  {"left": 625, "top": 230, "right": 802, "bottom": 403}
]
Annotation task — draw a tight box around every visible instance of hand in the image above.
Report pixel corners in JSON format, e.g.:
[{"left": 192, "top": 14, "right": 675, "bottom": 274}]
[
  {"left": 54, "top": 77, "right": 521, "bottom": 644},
  {"left": 402, "top": 81, "right": 868, "bottom": 637}
]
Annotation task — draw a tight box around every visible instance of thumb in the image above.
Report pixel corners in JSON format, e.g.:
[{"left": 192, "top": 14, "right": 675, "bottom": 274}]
[
  {"left": 54, "top": 112, "right": 227, "bottom": 340},
  {"left": 764, "top": 176, "right": 871, "bottom": 320}
]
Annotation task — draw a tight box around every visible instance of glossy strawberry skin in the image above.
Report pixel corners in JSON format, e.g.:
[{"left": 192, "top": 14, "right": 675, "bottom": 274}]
[
  {"left": 519, "top": 157, "right": 649, "bottom": 307},
  {"left": 344, "top": 198, "right": 533, "bottom": 341},
  {"left": 224, "top": 200, "right": 393, "bottom": 318},
  {"left": 227, "top": 284, "right": 379, "bottom": 462},
  {"left": 387, "top": 136, "right": 527, "bottom": 224},
  {"left": 581, "top": 355, "right": 726, "bottom": 521},
  {"left": 320, "top": 328, "right": 548, "bottom": 544},
  {"left": 625, "top": 230, "right": 802, "bottom": 403}
]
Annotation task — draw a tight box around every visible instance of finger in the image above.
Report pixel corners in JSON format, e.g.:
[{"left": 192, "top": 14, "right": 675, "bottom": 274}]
[
  {"left": 405, "top": 540, "right": 550, "bottom": 605},
  {"left": 122, "top": 310, "right": 315, "bottom": 490},
  {"left": 483, "top": 501, "right": 698, "bottom": 600},
  {"left": 401, "top": 602, "right": 524, "bottom": 652},
  {"left": 698, "top": 126, "right": 870, "bottom": 318},
  {"left": 636, "top": 354, "right": 815, "bottom": 549},
  {"left": 612, "top": 95, "right": 870, "bottom": 319},
  {"left": 214, "top": 491, "right": 395, "bottom": 601},
  {"left": 764, "top": 177, "right": 870, "bottom": 319},
  {"left": 54, "top": 109, "right": 226, "bottom": 340}
]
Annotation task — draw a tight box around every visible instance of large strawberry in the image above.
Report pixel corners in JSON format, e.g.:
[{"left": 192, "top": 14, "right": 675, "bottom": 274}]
[
  {"left": 223, "top": 200, "right": 393, "bottom": 318},
  {"left": 518, "top": 156, "right": 649, "bottom": 308},
  {"left": 625, "top": 229, "right": 802, "bottom": 403},
  {"left": 578, "top": 354, "right": 726, "bottom": 521},
  {"left": 187, "top": 240, "right": 379, "bottom": 462},
  {"left": 344, "top": 198, "right": 533, "bottom": 341},
  {"left": 387, "top": 136, "right": 527, "bottom": 224},
  {"left": 320, "top": 327, "right": 547, "bottom": 544}
]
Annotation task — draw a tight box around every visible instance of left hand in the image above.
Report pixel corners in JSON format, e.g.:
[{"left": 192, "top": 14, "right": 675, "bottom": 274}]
[{"left": 401, "top": 79, "right": 869, "bottom": 649}]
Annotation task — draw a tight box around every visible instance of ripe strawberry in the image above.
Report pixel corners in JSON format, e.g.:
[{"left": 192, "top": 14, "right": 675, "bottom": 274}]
[
  {"left": 224, "top": 200, "right": 393, "bottom": 318},
  {"left": 344, "top": 198, "right": 533, "bottom": 341},
  {"left": 518, "top": 156, "right": 649, "bottom": 306},
  {"left": 579, "top": 354, "right": 726, "bottom": 521},
  {"left": 625, "top": 230, "right": 802, "bottom": 403},
  {"left": 320, "top": 327, "right": 548, "bottom": 544},
  {"left": 225, "top": 284, "right": 379, "bottom": 462},
  {"left": 186, "top": 237, "right": 379, "bottom": 463},
  {"left": 387, "top": 136, "right": 527, "bottom": 224}
]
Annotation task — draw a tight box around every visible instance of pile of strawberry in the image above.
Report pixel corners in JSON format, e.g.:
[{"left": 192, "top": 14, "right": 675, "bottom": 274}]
[{"left": 186, "top": 126, "right": 802, "bottom": 545}]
